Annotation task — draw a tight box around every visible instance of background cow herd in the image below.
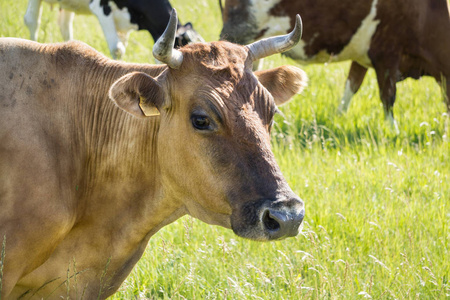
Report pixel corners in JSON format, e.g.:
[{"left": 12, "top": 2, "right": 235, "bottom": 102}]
[
  {"left": 23, "top": 0, "right": 450, "bottom": 129},
  {"left": 1, "top": 0, "right": 450, "bottom": 299}
]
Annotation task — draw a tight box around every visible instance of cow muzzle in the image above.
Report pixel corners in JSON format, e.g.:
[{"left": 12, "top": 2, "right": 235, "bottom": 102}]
[
  {"left": 261, "top": 205, "right": 305, "bottom": 240},
  {"left": 231, "top": 197, "right": 305, "bottom": 241}
]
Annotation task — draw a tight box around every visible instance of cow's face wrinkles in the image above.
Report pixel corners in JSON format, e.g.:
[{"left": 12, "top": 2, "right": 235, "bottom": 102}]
[{"left": 155, "top": 42, "right": 305, "bottom": 241}]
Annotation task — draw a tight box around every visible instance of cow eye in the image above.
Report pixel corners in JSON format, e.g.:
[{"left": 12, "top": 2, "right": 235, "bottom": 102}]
[{"left": 191, "top": 114, "right": 211, "bottom": 130}]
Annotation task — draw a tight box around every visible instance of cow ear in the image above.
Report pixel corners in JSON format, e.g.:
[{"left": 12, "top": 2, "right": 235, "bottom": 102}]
[
  {"left": 254, "top": 65, "right": 307, "bottom": 106},
  {"left": 109, "top": 72, "right": 163, "bottom": 118}
]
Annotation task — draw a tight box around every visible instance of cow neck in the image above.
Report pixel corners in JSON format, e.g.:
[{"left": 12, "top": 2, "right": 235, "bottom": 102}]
[
  {"left": 67, "top": 58, "right": 189, "bottom": 242},
  {"left": 71, "top": 59, "right": 181, "bottom": 217}
]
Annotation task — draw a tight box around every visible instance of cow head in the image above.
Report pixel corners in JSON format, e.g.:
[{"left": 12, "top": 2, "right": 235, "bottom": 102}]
[
  {"left": 110, "top": 10, "right": 307, "bottom": 241},
  {"left": 220, "top": 0, "right": 291, "bottom": 45},
  {"left": 220, "top": 0, "right": 257, "bottom": 44}
]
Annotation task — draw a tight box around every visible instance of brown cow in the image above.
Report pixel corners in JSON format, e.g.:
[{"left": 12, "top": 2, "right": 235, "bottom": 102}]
[
  {"left": 220, "top": 0, "right": 450, "bottom": 131},
  {"left": 0, "top": 10, "right": 307, "bottom": 299}
]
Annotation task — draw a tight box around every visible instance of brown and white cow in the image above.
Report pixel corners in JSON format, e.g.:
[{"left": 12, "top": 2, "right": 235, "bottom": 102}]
[
  {"left": 0, "top": 10, "right": 307, "bottom": 299},
  {"left": 220, "top": 0, "right": 450, "bottom": 131}
]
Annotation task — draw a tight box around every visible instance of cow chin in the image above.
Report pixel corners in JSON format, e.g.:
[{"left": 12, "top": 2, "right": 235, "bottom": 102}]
[
  {"left": 185, "top": 202, "right": 232, "bottom": 229},
  {"left": 230, "top": 198, "right": 305, "bottom": 242}
]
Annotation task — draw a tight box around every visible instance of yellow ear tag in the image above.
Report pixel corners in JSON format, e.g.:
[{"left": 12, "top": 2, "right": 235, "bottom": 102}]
[{"left": 139, "top": 96, "right": 160, "bottom": 116}]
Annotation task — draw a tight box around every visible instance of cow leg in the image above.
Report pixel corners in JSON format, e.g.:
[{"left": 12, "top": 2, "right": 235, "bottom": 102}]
[
  {"left": 434, "top": 74, "right": 450, "bottom": 112},
  {"left": 0, "top": 144, "right": 76, "bottom": 298},
  {"left": 89, "top": 0, "right": 125, "bottom": 59},
  {"left": 0, "top": 198, "right": 73, "bottom": 298},
  {"left": 338, "top": 61, "right": 368, "bottom": 113},
  {"left": 24, "top": 0, "right": 43, "bottom": 41},
  {"left": 375, "top": 67, "right": 399, "bottom": 134},
  {"left": 441, "top": 76, "right": 450, "bottom": 137},
  {"left": 442, "top": 75, "right": 450, "bottom": 113},
  {"left": 111, "top": 7, "right": 138, "bottom": 50},
  {"left": 58, "top": 9, "right": 75, "bottom": 41},
  {"left": 117, "top": 30, "right": 132, "bottom": 51}
]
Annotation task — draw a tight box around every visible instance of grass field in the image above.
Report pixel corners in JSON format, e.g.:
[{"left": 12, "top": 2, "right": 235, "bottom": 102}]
[{"left": 1, "top": 0, "right": 449, "bottom": 299}]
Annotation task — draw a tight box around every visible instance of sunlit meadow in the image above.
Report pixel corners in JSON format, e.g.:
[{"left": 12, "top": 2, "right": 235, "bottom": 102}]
[{"left": 1, "top": 0, "right": 449, "bottom": 298}]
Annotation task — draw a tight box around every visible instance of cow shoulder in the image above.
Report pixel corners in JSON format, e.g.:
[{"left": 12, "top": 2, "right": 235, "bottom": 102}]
[
  {"left": 109, "top": 72, "right": 164, "bottom": 118},
  {"left": 254, "top": 65, "right": 307, "bottom": 105}
]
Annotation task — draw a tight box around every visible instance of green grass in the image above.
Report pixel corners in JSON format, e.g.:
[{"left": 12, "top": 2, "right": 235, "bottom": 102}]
[{"left": 1, "top": 0, "right": 449, "bottom": 299}]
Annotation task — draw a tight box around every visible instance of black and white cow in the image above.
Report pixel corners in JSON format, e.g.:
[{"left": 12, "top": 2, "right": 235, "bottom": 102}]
[{"left": 24, "top": 0, "right": 204, "bottom": 59}]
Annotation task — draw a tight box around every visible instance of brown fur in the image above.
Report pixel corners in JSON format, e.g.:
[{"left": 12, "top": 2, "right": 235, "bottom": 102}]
[{"left": 0, "top": 38, "right": 306, "bottom": 299}]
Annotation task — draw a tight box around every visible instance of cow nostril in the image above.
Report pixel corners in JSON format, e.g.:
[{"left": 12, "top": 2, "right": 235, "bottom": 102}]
[{"left": 262, "top": 210, "right": 280, "bottom": 231}]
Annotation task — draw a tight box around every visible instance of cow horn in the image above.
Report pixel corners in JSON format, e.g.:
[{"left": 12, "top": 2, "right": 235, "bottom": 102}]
[
  {"left": 152, "top": 9, "right": 183, "bottom": 69},
  {"left": 246, "top": 14, "right": 303, "bottom": 62}
]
